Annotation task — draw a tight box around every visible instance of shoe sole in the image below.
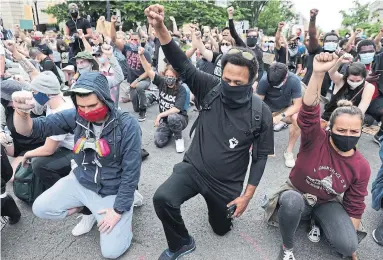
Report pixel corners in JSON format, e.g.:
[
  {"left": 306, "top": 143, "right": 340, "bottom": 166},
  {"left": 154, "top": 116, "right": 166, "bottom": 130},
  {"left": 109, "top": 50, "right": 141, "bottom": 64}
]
[
  {"left": 372, "top": 229, "right": 383, "bottom": 246},
  {"left": 175, "top": 244, "right": 196, "bottom": 260},
  {"left": 138, "top": 118, "right": 146, "bottom": 122}
]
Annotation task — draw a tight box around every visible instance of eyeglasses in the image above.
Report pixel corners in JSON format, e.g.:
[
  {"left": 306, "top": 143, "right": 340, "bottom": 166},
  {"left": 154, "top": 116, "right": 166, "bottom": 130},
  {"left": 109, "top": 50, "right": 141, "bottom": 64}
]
[
  {"left": 221, "top": 43, "right": 232, "bottom": 46},
  {"left": 227, "top": 48, "right": 255, "bottom": 61}
]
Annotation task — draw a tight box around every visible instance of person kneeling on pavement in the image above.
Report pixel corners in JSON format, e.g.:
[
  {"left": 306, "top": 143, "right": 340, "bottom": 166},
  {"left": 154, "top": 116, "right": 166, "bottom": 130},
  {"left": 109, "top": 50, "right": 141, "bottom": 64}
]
[
  {"left": 263, "top": 52, "right": 370, "bottom": 260},
  {"left": 145, "top": 5, "right": 274, "bottom": 260},
  {"left": 11, "top": 72, "right": 142, "bottom": 259},
  {"left": 20, "top": 71, "right": 75, "bottom": 192},
  {"left": 256, "top": 62, "right": 302, "bottom": 168},
  {"left": 138, "top": 47, "right": 189, "bottom": 153}
]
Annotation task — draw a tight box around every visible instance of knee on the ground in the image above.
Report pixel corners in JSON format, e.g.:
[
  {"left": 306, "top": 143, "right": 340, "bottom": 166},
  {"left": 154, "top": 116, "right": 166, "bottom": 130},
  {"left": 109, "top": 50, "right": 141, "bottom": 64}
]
[
  {"left": 328, "top": 233, "right": 358, "bottom": 257},
  {"left": 32, "top": 195, "right": 47, "bottom": 218},
  {"left": 101, "top": 239, "right": 132, "bottom": 259},
  {"left": 154, "top": 138, "right": 168, "bottom": 148},
  {"left": 210, "top": 221, "right": 231, "bottom": 236}
]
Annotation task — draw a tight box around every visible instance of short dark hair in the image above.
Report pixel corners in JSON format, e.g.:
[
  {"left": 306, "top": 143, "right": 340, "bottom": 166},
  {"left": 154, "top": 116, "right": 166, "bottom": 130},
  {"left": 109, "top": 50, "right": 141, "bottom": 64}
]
[
  {"left": 221, "top": 47, "right": 259, "bottom": 83},
  {"left": 339, "top": 38, "right": 348, "bottom": 49},
  {"left": 222, "top": 27, "right": 230, "bottom": 33},
  {"left": 267, "top": 62, "right": 288, "bottom": 86},
  {"left": 323, "top": 32, "right": 339, "bottom": 42},
  {"left": 356, "top": 39, "right": 376, "bottom": 53}
]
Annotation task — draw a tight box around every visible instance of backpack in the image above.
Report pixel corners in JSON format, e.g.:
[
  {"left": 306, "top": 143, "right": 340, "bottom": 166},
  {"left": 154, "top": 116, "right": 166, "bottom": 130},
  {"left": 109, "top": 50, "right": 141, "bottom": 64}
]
[
  {"left": 13, "top": 162, "right": 44, "bottom": 204},
  {"left": 189, "top": 83, "right": 263, "bottom": 142}
]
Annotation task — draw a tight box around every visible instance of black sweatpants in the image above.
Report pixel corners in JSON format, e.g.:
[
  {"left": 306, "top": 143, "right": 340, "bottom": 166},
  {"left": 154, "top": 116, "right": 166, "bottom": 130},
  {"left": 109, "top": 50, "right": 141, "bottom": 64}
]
[
  {"left": 31, "top": 147, "right": 73, "bottom": 190},
  {"left": 153, "top": 162, "right": 236, "bottom": 252}
]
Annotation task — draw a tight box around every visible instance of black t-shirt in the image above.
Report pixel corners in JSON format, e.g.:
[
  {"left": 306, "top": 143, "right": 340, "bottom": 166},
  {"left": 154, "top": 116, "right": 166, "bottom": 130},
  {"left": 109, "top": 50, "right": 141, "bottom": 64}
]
[
  {"left": 5, "top": 107, "right": 45, "bottom": 157},
  {"left": 276, "top": 46, "right": 287, "bottom": 64},
  {"left": 65, "top": 17, "right": 91, "bottom": 54},
  {"left": 40, "top": 57, "right": 62, "bottom": 84},
  {"left": 162, "top": 39, "right": 274, "bottom": 196},
  {"left": 302, "top": 46, "right": 332, "bottom": 96},
  {"left": 123, "top": 44, "right": 152, "bottom": 83},
  {"left": 196, "top": 58, "right": 215, "bottom": 75},
  {"left": 153, "top": 74, "right": 188, "bottom": 117},
  {"left": 152, "top": 38, "right": 161, "bottom": 69}
]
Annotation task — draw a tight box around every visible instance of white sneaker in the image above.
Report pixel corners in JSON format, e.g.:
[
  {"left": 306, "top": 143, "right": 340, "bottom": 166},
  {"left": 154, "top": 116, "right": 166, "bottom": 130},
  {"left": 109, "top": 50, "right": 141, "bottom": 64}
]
[
  {"left": 284, "top": 151, "right": 295, "bottom": 168},
  {"left": 281, "top": 247, "right": 296, "bottom": 260},
  {"left": 71, "top": 214, "right": 96, "bottom": 236},
  {"left": 133, "top": 190, "right": 144, "bottom": 207},
  {"left": 274, "top": 122, "right": 288, "bottom": 132},
  {"left": 175, "top": 138, "right": 185, "bottom": 153}
]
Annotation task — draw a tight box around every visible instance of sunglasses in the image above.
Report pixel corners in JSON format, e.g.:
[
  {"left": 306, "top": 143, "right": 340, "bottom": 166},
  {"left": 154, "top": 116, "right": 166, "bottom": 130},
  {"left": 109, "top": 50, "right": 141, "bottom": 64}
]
[
  {"left": 227, "top": 48, "right": 255, "bottom": 61},
  {"left": 221, "top": 43, "right": 232, "bottom": 46}
]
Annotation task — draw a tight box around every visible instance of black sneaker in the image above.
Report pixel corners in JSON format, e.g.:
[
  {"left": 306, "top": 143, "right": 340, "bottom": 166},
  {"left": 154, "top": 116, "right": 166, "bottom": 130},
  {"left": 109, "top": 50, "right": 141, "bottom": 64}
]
[
  {"left": 1, "top": 194, "right": 21, "bottom": 225},
  {"left": 372, "top": 223, "right": 383, "bottom": 246},
  {"left": 278, "top": 246, "right": 296, "bottom": 260},
  {"left": 158, "top": 236, "right": 196, "bottom": 260},
  {"left": 138, "top": 110, "right": 146, "bottom": 122}
]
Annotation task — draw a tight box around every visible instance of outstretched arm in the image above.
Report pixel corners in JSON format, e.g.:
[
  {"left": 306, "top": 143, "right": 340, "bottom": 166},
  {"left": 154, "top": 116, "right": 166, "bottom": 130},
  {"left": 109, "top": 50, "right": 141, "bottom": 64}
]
[
  {"left": 227, "top": 6, "right": 246, "bottom": 47},
  {"left": 138, "top": 47, "right": 155, "bottom": 81},
  {"left": 308, "top": 9, "right": 320, "bottom": 53}
]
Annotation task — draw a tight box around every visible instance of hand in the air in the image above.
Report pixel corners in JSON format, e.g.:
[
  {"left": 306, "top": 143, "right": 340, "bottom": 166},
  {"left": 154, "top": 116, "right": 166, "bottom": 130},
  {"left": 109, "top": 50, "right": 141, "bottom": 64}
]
[
  {"left": 278, "top": 22, "right": 285, "bottom": 30},
  {"left": 144, "top": 4, "right": 165, "bottom": 29},
  {"left": 11, "top": 91, "right": 35, "bottom": 112},
  {"left": 227, "top": 6, "right": 234, "bottom": 18},
  {"left": 111, "top": 15, "right": 118, "bottom": 24},
  {"left": 310, "top": 9, "right": 319, "bottom": 18},
  {"left": 138, "top": 47, "right": 145, "bottom": 56},
  {"left": 313, "top": 52, "right": 338, "bottom": 74}
]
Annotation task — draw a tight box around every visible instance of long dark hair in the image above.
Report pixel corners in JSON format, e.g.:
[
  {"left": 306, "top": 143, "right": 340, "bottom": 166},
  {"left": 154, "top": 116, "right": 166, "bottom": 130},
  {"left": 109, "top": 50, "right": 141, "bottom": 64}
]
[{"left": 163, "top": 64, "right": 180, "bottom": 96}]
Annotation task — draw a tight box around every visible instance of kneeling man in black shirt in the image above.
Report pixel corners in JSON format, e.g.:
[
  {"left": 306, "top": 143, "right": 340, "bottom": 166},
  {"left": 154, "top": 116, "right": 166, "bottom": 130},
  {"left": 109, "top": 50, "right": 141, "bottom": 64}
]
[{"left": 145, "top": 5, "right": 274, "bottom": 260}]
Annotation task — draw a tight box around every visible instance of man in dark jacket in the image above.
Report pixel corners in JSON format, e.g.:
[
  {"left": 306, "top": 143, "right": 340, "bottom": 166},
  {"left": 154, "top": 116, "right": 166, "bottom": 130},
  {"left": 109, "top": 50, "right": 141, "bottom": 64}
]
[
  {"left": 11, "top": 72, "right": 142, "bottom": 259},
  {"left": 145, "top": 5, "right": 274, "bottom": 260}
]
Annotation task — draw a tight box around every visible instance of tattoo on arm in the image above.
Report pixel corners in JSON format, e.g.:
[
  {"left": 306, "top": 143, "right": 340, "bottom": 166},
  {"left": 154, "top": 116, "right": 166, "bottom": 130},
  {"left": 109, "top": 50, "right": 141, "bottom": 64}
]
[{"left": 19, "top": 58, "right": 37, "bottom": 74}]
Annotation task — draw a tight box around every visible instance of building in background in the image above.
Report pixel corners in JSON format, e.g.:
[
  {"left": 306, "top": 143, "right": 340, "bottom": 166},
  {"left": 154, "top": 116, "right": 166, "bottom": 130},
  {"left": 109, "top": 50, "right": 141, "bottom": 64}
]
[
  {"left": 1, "top": 0, "right": 65, "bottom": 31},
  {"left": 370, "top": 0, "right": 383, "bottom": 23},
  {"left": 215, "top": 0, "right": 229, "bottom": 8}
]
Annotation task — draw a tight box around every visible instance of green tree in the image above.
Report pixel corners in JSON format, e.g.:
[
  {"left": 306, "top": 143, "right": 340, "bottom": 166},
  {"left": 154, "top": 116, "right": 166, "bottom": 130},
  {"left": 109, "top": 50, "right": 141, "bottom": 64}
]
[
  {"left": 339, "top": 0, "right": 380, "bottom": 36},
  {"left": 229, "top": 0, "right": 269, "bottom": 27},
  {"left": 257, "top": 0, "right": 295, "bottom": 36},
  {"left": 43, "top": 0, "right": 229, "bottom": 30}
]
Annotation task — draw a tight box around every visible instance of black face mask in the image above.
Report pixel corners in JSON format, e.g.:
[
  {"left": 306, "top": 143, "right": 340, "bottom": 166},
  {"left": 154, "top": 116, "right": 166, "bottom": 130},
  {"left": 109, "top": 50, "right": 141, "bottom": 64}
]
[
  {"left": 221, "top": 80, "right": 252, "bottom": 108},
  {"left": 289, "top": 43, "right": 298, "bottom": 49},
  {"left": 246, "top": 37, "right": 258, "bottom": 48},
  {"left": 330, "top": 132, "right": 360, "bottom": 152},
  {"left": 71, "top": 12, "right": 79, "bottom": 19}
]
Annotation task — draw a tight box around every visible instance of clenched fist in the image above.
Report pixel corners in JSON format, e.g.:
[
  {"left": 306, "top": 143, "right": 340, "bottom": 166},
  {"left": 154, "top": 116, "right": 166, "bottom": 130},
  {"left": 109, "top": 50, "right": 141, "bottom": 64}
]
[
  {"left": 227, "top": 6, "right": 234, "bottom": 18},
  {"left": 310, "top": 9, "right": 319, "bottom": 18},
  {"left": 313, "top": 52, "right": 338, "bottom": 74},
  {"left": 12, "top": 91, "right": 35, "bottom": 112},
  {"left": 144, "top": 4, "right": 165, "bottom": 29},
  {"left": 278, "top": 22, "right": 285, "bottom": 30}
]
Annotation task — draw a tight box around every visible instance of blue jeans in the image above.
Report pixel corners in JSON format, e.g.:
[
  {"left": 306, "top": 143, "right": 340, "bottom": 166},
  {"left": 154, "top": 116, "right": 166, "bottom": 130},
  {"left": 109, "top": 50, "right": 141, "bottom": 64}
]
[
  {"left": 278, "top": 190, "right": 358, "bottom": 257},
  {"left": 32, "top": 171, "right": 133, "bottom": 259}
]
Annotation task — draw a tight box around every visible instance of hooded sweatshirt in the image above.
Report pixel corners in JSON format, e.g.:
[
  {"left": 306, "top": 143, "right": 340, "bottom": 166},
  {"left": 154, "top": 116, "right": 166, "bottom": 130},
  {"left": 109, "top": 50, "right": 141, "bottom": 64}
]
[{"left": 28, "top": 72, "right": 142, "bottom": 212}]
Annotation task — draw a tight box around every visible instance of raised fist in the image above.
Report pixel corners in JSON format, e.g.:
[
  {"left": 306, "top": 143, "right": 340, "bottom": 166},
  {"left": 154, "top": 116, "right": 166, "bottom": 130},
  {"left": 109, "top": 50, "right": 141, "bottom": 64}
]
[
  {"left": 310, "top": 9, "right": 319, "bottom": 18},
  {"left": 169, "top": 16, "right": 175, "bottom": 22},
  {"left": 98, "top": 16, "right": 105, "bottom": 22},
  {"left": 278, "top": 22, "right": 285, "bottom": 30},
  {"left": 313, "top": 52, "right": 338, "bottom": 74},
  {"left": 12, "top": 91, "right": 35, "bottom": 112},
  {"left": 138, "top": 46, "right": 145, "bottom": 55},
  {"left": 227, "top": 6, "right": 234, "bottom": 18},
  {"left": 101, "top": 43, "right": 113, "bottom": 56},
  {"left": 144, "top": 4, "right": 165, "bottom": 29},
  {"left": 111, "top": 15, "right": 118, "bottom": 23}
]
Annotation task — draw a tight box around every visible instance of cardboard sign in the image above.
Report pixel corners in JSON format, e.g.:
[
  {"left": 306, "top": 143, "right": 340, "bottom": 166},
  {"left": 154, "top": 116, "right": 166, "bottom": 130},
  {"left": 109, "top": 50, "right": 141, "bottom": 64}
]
[
  {"left": 96, "top": 19, "right": 112, "bottom": 36},
  {"left": 262, "top": 52, "right": 275, "bottom": 65}
]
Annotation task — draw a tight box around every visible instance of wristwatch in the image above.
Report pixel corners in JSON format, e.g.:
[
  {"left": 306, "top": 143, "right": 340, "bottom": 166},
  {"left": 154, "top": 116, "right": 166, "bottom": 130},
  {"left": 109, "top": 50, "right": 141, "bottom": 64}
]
[
  {"left": 281, "top": 113, "right": 286, "bottom": 119},
  {"left": 114, "top": 208, "right": 124, "bottom": 215}
]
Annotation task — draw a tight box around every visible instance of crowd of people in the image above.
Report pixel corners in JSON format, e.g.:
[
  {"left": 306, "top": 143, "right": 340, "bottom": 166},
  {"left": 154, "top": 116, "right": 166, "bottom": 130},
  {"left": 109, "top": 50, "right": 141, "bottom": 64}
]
[{"left": 1, "top": 3, "right": 383, "bottom": 260}]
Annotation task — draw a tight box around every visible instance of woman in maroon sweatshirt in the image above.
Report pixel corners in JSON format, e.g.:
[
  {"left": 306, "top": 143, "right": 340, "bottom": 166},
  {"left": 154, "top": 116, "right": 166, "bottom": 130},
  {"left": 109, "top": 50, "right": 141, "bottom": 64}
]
[{"left": 277, "top": 52, "right": 370, "bottom": 260}]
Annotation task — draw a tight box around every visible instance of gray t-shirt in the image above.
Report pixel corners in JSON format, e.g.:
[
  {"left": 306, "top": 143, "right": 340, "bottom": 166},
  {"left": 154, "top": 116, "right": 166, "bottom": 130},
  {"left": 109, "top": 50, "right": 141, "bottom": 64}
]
[{"left": 257, "top": 72, "right": 302, "bottom": 112}]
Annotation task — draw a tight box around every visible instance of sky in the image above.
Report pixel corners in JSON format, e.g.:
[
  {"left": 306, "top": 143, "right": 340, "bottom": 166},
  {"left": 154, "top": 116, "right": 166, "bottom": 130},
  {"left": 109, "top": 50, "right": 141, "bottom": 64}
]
[{"left": 291, "top": 0, "right": 370, "bottom": 32}]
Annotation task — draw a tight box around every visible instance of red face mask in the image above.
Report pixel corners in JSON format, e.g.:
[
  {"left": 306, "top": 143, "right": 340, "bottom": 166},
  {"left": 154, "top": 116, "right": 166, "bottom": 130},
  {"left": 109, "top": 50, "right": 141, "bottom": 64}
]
[{"left": 77, "top": 105, "right": 108, "bottom": 122}]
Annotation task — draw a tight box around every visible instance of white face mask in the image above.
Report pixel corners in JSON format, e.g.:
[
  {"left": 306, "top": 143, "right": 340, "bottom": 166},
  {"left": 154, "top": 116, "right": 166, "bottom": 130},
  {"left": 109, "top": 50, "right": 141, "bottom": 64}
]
[
  {"left": 77, "top": 62, "right": 93, "bottom": 74},
  {"left": 324, "top": 42, "right": 338, "bottom": 52},
  {"left": 347, "top": 79, "right": 364, "bottom": 90},
  {"left": 221, "top": 45, "right": 231, "bottom": 54}
]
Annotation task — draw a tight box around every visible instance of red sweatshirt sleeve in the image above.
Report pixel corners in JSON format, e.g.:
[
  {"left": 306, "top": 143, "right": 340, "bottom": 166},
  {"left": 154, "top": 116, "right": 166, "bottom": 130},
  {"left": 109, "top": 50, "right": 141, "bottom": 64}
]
[
  {"left": 297, "top": 103, "right": 326, "bottom": 151},
  {"left": 342, "top": 160, "right": 371, "bottom": 219}
]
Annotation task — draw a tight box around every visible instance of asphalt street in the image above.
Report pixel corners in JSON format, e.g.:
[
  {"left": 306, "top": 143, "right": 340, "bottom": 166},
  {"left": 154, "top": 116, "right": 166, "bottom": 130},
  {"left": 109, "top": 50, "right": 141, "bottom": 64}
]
[{"left": 1, "top": 101, "right": 382, "bottom": 260}]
